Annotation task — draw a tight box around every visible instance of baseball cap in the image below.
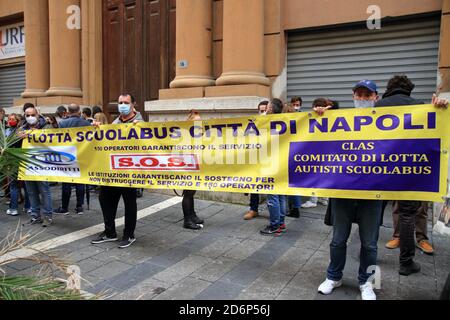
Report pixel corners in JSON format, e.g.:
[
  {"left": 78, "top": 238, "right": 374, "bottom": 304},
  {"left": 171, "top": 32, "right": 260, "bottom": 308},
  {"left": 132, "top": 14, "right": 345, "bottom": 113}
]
[{"left": 353, "top": 80, "right": 378, "bottom": 93}]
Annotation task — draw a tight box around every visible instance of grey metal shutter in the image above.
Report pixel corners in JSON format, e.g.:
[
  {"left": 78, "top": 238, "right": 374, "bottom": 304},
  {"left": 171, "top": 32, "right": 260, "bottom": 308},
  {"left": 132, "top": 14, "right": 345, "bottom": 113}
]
[
  {"left": 0, "top": 64, "right": 26, "bottom": 108},
  {"left": 287, "top": 18, "right": 441, "bottom": 108}
]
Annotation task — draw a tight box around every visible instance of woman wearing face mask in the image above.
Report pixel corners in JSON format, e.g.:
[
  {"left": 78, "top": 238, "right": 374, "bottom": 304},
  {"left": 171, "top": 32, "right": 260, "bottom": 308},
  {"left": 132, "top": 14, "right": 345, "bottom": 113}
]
[{"left": 5, "top": 114, "right": 24, "bottom": 216}]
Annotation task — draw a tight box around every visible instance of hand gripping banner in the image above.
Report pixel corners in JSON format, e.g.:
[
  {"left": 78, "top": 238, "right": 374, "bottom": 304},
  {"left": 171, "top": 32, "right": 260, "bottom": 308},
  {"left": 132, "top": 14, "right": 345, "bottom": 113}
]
[{"left": 19, "top": 105, "right": 450, "bottom": 202}]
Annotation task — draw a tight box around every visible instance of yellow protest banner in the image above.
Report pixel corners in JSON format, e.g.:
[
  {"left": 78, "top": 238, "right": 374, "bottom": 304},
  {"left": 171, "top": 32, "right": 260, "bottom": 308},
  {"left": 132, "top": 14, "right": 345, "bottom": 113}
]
[{"left": 19, "top": 105, "right": 450, "bottom": 202}]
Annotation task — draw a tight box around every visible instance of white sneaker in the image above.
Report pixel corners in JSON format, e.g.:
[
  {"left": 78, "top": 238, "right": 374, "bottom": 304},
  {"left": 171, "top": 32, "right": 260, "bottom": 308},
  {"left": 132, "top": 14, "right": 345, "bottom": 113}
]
[
  {"left": 318, "top": 198, "right": 329, "bottom": 206},
  {"left": 318, "top": 278, "right": 342, "bottom": 295},
  {"left": 359, "top": 282, "right": 376, "bottom": 300},
  {"left": 301, "top": 201, "right": 317, "bottom": 209},
  {"left": 6, "top": 209, "right": 19, "bottom": 216}
]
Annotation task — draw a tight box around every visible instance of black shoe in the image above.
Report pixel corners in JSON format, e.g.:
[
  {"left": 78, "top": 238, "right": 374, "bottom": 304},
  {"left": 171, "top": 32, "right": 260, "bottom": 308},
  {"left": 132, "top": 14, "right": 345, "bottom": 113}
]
[
  {"left": 118, "top": 237, "right": 136, "bottom": 249},
  {"left": 91, "top": 232, "right": 118, "bottom": 244},
  {"left": 191, "top": 212, "right": 204, "bottom": 225},
  {"left": 399, "top": 262, "right": 421, "bottom": 276},
  {"left": 260, "top": 225, "right": 282, "bottom": 236},
  {"left": 75, "top": 207, "right": 84, "bottom": 215},
  {"left": 184, "top": 219, "right": 202, "bottom": 230},
  {"left": 287, "top": 208, "right": 300, "bottom": 218},
  {"left": 54, "top": 207, "right": 69, "bottom": 215}
]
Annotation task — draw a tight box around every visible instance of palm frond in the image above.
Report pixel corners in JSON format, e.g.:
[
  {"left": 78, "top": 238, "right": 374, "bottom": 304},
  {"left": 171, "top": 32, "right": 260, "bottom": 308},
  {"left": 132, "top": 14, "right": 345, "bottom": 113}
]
[
  {"left": 0, "top": 224, "right": 103, "bottom": 300},
  {"left": 0, "top": 276, "right": 89, "bottom": 300},
  {"left": 0, "top": 124, "right": 45, "bottom": 181}
]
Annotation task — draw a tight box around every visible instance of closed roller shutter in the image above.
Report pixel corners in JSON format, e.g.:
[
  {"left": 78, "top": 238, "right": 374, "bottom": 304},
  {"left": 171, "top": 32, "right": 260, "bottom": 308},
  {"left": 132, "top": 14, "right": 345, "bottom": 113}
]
[
  {"left": 0, "top": 64, "right": 26, "bottom": 108},
  {"left": 287, "top": 18, "right": 441, "bottom": 108}
]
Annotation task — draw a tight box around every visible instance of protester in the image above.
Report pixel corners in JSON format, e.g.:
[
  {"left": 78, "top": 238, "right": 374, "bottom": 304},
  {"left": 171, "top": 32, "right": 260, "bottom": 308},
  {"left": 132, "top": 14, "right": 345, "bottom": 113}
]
[
  {"left": 55, "top": 105, "right": 68, "bottom": 124},
  {"left": 317, "top": 80, "right": 383, "bottom": 300},
  {"left": 82, "top": 107, "right": 95, "bottom": 124},
  {"left": 243, "top": 101, "right": 269, "bottom": 220},
  {"left": 286, "top": 97, "right": 303, "bottom": 217},
  {"left": 54, "top": 104, "right": 91, "bottom": 216},
  {"left": 45, "top": 115, "right": 59, "bottom": 129},
  {"left": 376, "top": 75, "right": 449, "bottom": 274},
  {"left": 181, "top": 110, "right": 205, "bottom": 230},
  {"left": 92, "top": 94, "right": 143, "bottom": 249},
  {"left": 260, "top": 98, "right": 288, "bottom": 236},
  {"left": 20, "top": 104, "right": 54, "bottom": 227},
  {"left": 5, "top": 114, "right": 23, "bottom": 216},
  {"left": 385, "top": 201, "right": 433, "bottom": 254},
  {"left": 92, "top": 105, "right": 108, "bottom": 125},
  {"left": 291, "top": 96, "right": 302, "bottom": 112},
  {"left": 301, "top": 98, "right": 333, "bottom": 209}
]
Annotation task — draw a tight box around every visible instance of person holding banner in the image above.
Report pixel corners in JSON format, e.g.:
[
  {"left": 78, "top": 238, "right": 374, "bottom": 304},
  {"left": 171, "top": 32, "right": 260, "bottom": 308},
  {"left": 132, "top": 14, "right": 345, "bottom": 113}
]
[
  {"left": 260, "top": 98, "right": 288, "bottom": 236},
  {"left": 54, "top": 104, "right": 92, "bottom": 216},
  {"left": 182, "top": 110, "right": 205, "bottom": 230},
  {"left": 286, "top": 97, "right": 303, "bottom": 219},
  {"left": 375, "top": 75, "right": 449, "bottom": 275},
  {"left": 318, "top": 80, "right": 383, "bottom": 300},
  {"left": 20, "top": 104, "right": 54, "bottom": 227},
  {"left": 91, "top": 94, "right": 144, "bottom": 249},
  {"left": 244, "top": 101, "right": 269, "bottom": 221}
]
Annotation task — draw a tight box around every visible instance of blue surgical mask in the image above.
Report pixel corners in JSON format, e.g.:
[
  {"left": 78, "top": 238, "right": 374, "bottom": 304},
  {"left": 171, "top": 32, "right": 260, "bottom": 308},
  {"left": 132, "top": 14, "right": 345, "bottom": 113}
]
[
  {"left": 354, "top": 99, "right": 375, "bottom": 109},
  {"left": 118, "top": 103, "right": 132, "bottom": 115}
]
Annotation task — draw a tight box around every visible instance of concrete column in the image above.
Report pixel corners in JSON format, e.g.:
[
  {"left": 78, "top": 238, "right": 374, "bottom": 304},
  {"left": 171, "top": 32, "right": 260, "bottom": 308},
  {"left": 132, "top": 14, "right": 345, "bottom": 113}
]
[
  {"left": 21, "top": 0, "right": 50, "bottom": 98},
  {"left": 438, "top": 0, "right": 450, "bottom": 95},
  {"left": 46, "top": 0, "right": 82, "bottom": 97},
  {"left": 215, "top": 0, "right": 269, "bottom": 86},
  {"left": 170, "top": 0, "right": 215, "bottom": 88}
]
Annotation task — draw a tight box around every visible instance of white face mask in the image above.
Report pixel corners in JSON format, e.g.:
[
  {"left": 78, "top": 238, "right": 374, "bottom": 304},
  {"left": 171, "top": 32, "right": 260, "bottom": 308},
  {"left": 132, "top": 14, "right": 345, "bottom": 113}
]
[
  {"left": 26, "top": 116, "right": 38, "bottom": 125},
  {"left": 354, "top": 99, "right": 375, "bottom": 109}
]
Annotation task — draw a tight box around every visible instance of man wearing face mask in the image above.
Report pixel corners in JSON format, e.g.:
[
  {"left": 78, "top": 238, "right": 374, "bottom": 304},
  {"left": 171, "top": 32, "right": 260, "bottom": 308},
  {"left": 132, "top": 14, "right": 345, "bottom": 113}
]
[
  {"left": 21, "top": 104, "right": 54, "bottom": 227},
  {"left": 243, "top": 101, "right": 269, "bottom": 220},
  {"left": 317, "top": 80, "right": 382, "bottom": 300},
  {"left": 92, "top": 94, "right": 143, "bottom": 249},
  {"left": 291, "top": 96, "right": 302, "bottom": 112},
  {"left": 54, "top": 104, "right": 91, "bottom": 216},
  {"left": 353, "top": 80, "right": 379, "bottom": 108}
]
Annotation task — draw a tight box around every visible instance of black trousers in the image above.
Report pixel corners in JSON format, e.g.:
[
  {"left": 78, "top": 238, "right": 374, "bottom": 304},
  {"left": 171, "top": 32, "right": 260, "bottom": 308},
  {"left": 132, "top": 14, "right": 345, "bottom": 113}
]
[
  {"left": 398, "top": 200, "right": 421, "bottom": 266},
  {"left": 99, "top": 186, "right": 137, "bottom": 239},
  {"left": 182, "top": 190, "right": 196, "bottom": 219}
]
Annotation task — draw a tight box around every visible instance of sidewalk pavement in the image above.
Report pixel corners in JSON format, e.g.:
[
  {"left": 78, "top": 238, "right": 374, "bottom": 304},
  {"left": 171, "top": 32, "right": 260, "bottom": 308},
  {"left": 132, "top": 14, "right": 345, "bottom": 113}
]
[{"left": 0, "top": 186, "right": 448, "bottom": 300}]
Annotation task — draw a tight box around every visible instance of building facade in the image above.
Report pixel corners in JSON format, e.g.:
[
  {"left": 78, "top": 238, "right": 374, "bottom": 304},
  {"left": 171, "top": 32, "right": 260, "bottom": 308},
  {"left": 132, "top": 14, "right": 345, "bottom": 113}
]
[{"left": 1, "top": 0, "right": 449, "bottom": 204}]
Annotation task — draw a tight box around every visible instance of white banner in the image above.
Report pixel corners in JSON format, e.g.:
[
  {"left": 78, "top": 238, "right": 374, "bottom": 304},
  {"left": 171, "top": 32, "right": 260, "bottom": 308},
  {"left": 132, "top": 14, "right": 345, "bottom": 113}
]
[{"left": 0, "top": 23, "right": 25, "bottom": 60}]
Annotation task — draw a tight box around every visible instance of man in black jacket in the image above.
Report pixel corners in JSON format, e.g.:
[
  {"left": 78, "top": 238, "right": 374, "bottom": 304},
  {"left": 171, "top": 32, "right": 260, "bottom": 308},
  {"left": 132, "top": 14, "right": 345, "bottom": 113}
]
[
  {"left": 375, "top": 75, "right": 448, "bottom": 276},
  {"left": 91, "top": 93, "right": 143, "bottom": 249}
]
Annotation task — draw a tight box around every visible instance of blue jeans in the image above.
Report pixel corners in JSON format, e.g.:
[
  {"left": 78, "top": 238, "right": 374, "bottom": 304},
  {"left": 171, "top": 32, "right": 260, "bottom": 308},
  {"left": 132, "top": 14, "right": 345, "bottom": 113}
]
[
  {"left": 327, "top": 198, "right": 382, "bottom": 285},
  {"left": 25, "top": 181, "right": 52, "bottom": 218},
  {"left": 24, "top": 183, "right": 30, "bottom": 211},
  {"left": 249, "top": 194, "right": 260, "bottom": 212},
  {"left": 267, "top": 195, "right": 287, "bottom": 228},
  {"left": 61, "top": 183, "right": 85, "bottom": 209},
  {"left": 288, "top": 196, "right": 301, "bottom": 209},
  {"left": 9, "top": 179, "right": 19, "bottom": 210}
]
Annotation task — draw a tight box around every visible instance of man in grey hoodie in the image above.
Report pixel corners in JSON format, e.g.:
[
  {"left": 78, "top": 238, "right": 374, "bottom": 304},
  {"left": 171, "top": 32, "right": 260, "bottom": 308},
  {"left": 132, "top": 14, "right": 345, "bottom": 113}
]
[{"left": 92, "top": 94, "right": 143, "bottom": 249}]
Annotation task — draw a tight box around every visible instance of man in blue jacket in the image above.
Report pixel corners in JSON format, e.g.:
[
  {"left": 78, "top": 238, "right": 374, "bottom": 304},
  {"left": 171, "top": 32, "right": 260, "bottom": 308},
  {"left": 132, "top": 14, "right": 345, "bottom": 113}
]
[{"left": 55, "top": 104, "right": 92, "bottom": 215}]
